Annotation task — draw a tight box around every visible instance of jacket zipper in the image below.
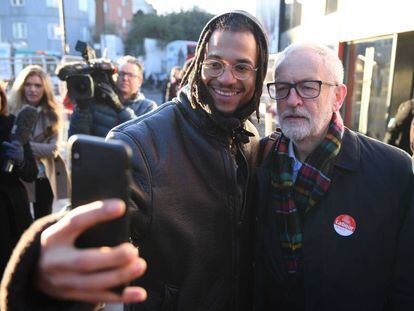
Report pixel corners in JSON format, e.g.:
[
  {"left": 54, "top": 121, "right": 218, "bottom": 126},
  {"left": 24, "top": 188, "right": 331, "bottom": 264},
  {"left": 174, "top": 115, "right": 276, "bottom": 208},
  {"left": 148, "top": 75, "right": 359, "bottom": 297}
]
[{"left": 224, "top": 138, "right": 250, "bottom": 310}]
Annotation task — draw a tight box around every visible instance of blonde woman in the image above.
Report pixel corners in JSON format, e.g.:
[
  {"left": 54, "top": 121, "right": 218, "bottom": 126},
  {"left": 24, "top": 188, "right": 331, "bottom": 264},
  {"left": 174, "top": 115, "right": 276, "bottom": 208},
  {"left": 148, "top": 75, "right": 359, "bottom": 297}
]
[{"left": 9, "top": 65, "right": 69, "bottom": 219}]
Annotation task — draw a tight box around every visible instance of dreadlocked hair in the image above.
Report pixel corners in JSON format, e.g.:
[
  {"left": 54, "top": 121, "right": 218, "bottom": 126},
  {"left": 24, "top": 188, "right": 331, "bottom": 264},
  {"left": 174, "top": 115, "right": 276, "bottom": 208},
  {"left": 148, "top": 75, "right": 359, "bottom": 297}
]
[{"left": 181, "top": 12, "right": 268, "bottom": 121}]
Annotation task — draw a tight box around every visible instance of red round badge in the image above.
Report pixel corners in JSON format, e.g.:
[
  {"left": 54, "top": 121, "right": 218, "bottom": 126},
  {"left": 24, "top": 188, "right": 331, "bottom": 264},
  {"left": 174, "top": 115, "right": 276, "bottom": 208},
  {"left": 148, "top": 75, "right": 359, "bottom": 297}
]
[{"left": 333, "top": 214, "right": 356, "bottom": 236}]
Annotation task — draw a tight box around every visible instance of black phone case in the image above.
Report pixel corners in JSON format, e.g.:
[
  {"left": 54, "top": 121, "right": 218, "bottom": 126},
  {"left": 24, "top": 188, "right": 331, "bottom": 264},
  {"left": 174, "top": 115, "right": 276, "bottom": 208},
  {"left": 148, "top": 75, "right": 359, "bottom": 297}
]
[{"left": 69, "top": 134, "right": 131, "bottom": 249}]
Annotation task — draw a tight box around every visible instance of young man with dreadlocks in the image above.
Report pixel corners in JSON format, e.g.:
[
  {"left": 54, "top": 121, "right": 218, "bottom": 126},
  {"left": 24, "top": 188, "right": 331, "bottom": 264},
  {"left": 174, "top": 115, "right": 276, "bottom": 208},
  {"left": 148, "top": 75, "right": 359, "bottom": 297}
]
[
  {"left": 1, "top": 11, "right": 268, "bottom": 311},
  {"left": 255, "top": 43, "right": 414, "bottom": 310}
]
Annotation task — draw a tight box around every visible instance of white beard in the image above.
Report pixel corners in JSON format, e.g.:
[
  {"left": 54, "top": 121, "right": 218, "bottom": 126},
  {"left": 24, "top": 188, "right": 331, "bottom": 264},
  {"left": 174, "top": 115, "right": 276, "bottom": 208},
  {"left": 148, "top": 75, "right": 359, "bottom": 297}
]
[{"left": 278, "top": 107, "right": 333, "bottom": 143}]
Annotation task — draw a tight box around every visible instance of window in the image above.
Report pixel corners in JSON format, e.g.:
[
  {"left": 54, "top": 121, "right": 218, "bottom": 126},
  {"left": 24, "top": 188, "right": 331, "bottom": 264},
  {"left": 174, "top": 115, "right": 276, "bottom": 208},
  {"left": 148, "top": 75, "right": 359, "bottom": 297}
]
[
  {"left": 47, "top": 23, "right": 60, "bottom": 40},
  {"left": 78, "top": 0, "right": 88, "bottom": 11},
  {"left": 344, "top": 37, "right": 394, "bottom": 140},
  {"left": 122, "top": 0, "right": 126, "bottom": 6},
  {"left": 12, "top": 23, "right": 27, "bottom": 39},
  {"left": 46, "top": 0, "right": 59, "bottom": 7},
  {"left": 118, "top": 7, "right": 122, "bottom": 17},
  {"left": 122, "top": 18, "right": 126, "bottom": 28},
  {"left": 11, "top": 0, "right": 25, "bottom": 6},
  {"left": 281, "top": 0, "right": 302, "bottom": 31},
  {"left": 103, "top": 1, "right": 108, "bottom": 13},
  {"left": 325, "top": 0, "right": 338, "bottom": 15}
]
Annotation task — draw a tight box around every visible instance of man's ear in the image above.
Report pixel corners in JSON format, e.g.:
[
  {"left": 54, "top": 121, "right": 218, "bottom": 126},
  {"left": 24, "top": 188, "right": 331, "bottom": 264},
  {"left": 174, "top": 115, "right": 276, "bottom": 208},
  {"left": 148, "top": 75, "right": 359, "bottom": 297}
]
[{"left": 333, "top": 84, "right": 347, "bottom": 112}]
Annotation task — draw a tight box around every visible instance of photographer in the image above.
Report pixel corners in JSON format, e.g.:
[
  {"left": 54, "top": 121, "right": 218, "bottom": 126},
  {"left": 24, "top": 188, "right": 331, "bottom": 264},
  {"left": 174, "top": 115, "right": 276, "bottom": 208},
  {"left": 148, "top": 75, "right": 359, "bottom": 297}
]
[
  {"left": 68, "top": 85, "right": 136, "bottom": 138},
  {"left": 66, "top": 44, "right": 139, "bottom": 138},
  {"left": 0, "top": 79, "right": 38, "bottom": 277},
  {"left": 116, "top": 56, "right": 157, "bottom": 116}
]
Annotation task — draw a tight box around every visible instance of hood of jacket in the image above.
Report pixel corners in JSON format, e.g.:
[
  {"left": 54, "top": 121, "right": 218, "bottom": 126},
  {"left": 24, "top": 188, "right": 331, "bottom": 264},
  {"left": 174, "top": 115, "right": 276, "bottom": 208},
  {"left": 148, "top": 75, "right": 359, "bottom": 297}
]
[{"left": 183, "top": 10, "right": 269, "bottom": 143}]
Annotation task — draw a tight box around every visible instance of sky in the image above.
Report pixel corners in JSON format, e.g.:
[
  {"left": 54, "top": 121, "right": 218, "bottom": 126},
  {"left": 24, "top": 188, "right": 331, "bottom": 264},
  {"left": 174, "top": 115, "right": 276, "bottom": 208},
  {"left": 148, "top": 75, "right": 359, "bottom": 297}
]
[{"left": 146, "top": 0, "right": 256, "bottom": 15}]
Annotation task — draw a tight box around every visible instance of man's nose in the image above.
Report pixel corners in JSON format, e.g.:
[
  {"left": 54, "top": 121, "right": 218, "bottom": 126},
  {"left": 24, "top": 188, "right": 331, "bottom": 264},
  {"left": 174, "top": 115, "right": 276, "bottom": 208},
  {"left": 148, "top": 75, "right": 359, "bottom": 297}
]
[
  {"left": 217, "top": 66, "right": 237, "bottom": 84},
  {"left": 285, "top": 87, "right": 303, "bottom": 108}
]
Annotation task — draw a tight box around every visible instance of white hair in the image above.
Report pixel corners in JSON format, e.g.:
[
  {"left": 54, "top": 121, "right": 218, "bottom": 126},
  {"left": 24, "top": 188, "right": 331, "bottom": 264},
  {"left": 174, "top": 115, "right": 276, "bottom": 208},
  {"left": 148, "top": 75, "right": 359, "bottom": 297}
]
[{"left": 275, "top": 42, "right": 344, "bottom": 84}]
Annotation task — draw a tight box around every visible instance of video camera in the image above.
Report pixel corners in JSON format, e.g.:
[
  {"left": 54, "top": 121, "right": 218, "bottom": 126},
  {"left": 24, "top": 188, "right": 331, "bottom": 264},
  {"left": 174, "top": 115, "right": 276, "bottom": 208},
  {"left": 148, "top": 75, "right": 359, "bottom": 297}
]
[{"left": 57, "top": 41, "right": 117, "bottom": 103}]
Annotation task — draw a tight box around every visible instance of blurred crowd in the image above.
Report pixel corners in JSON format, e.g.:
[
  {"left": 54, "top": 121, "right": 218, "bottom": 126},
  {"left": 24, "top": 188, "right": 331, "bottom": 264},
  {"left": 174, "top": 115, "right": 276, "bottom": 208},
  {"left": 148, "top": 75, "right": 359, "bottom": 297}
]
[{"left": 0, "top": 54, "right": 164, "bottom": 279}]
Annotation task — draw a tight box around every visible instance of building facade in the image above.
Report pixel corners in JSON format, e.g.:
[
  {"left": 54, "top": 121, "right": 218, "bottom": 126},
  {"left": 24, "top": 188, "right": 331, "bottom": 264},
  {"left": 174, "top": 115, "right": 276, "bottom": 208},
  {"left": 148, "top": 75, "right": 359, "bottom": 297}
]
[{"left": 0, "top": 0, "right": 91, "bottom": 56}]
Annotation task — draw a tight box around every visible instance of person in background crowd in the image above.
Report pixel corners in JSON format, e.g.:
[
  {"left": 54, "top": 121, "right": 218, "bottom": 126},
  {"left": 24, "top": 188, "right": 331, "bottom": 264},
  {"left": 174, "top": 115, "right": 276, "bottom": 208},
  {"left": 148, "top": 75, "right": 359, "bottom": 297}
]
[
  {"left": 164, "top": 66, "right": 181, "bottom": 102},
  {"left": 0, "top": 79, "right": 38, "bottom": 277},
  {"left": 9, "top": 65, "right": 70, "bottom": 219},
  {"left": 1, "top": 10, "right": 268, "bottom": 311},
  {"left": 68, "top": 56, "right": 157, "bottom": 138},
  {"left": 384, "top": 98, "right": 414, "bottom": 155},
  {"left": 116, "top": 56, "right": 157, "bottom": 116},
  {"left": 255, "top": 43, "right": 414, "bottom": 310}
]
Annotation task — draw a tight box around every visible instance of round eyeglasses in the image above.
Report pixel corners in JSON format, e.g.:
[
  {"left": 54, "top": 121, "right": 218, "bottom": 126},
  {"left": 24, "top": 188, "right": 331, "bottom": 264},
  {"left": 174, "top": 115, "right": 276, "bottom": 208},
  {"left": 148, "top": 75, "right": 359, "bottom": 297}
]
[
  {"left": 202, "top": 59, "right": 257, "bottom": 81},
  {"left": 267, "top": 80, "right": 338, "bottom": 100}
]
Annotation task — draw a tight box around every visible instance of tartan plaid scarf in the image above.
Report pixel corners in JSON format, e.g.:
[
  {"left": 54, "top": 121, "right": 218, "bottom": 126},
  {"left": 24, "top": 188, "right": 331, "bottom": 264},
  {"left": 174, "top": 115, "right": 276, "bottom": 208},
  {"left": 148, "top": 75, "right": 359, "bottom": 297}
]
[{"left": 270, "top": 113, "right": 343, "bottom": 274}]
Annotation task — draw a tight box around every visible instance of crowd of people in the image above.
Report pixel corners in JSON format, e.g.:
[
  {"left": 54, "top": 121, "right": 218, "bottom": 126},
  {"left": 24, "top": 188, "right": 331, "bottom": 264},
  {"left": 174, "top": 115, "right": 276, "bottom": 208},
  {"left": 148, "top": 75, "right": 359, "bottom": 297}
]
[
  {"left": 0, "top": 9, "right": 413, "bottom": 311},
  {"left": 0, "top": 54, "right": 159, "bottom": 283}
]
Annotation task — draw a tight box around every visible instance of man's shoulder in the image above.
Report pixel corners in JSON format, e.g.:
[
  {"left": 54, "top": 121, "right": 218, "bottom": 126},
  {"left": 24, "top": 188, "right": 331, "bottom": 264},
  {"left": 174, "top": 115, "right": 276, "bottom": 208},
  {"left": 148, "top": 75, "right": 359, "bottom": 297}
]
[
  {"left": 351, "top": 129, "right": 408, "bottom": 153},
  {"left": 125, "top": 94, "right": 158, "bottom": 115},
  {"left": 131, "top": 96, "right": 156, "bottom": 106},
  {"left": 111, "top": 101, "right": 179, "bottom": 134},
  {"left": 346, "top": 128, "right": 412, "bottom": 168}
]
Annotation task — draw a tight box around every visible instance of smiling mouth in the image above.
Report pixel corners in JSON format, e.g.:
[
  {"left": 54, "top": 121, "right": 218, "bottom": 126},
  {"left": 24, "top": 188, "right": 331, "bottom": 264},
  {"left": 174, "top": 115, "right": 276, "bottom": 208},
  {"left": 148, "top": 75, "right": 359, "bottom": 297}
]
[{"left": 212, "top": 87, "right": 239, "bottom": 97}]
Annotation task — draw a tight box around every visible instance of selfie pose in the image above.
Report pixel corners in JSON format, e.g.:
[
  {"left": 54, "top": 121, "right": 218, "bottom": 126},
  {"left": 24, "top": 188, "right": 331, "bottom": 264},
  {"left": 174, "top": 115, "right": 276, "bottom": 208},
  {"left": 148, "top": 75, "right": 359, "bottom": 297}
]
[{"left": 1, "top": 11, "right": 268, "bottom": 311}]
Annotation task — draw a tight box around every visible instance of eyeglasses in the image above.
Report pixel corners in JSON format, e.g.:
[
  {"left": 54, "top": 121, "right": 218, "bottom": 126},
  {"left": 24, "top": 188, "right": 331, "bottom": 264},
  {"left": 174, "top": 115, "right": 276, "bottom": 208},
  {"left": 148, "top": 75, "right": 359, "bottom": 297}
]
[
  {"left": 118, "top": 72, "right": 139, "bottom": 79},
  {"left": 202, "top": 59, "right": 257, "bottom": 81},
  {"left": 267, "top": 80, "right": 338, "bottom": 100}
]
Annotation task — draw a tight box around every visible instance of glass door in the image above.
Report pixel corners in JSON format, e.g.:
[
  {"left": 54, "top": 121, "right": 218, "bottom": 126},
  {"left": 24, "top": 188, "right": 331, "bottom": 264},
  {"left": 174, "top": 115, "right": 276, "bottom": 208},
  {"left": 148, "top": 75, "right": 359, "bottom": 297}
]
[{"left": 343, "top": 36, "right": 395, "bottom": 140}]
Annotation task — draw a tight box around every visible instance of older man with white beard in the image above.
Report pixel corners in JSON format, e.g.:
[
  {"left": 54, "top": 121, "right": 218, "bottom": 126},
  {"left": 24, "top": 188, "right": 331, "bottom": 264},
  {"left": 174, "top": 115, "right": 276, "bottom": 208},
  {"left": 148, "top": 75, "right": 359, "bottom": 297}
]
[{"left": 254, "top": 43, "right": 414, "bottom": 311}]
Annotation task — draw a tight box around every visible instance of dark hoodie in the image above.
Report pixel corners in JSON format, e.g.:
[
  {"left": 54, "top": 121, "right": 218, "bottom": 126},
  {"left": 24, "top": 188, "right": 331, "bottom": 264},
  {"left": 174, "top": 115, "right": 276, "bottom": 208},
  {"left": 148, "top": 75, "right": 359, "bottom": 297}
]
[{"left": 0, "top": 10, "right": 268, "bottom": 311}]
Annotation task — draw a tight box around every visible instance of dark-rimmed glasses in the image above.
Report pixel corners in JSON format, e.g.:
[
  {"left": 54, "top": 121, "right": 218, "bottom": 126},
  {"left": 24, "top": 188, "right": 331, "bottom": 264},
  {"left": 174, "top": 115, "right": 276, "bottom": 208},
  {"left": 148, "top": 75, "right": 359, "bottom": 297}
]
[
  {"left": 267, "top": 80, "right": 338, "bottom": 100},
  {"left": 202, "top": 59, "right": 257, "bottom": 81}
]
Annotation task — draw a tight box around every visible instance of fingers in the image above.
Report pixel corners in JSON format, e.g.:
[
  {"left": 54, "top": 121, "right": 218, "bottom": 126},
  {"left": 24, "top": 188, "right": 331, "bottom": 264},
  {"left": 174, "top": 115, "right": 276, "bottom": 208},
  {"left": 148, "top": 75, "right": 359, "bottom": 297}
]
[
  {"left": 35, "top": 199, "right": 148, "bottom": 304},
  {"left": 41, "top": 199, "right": 125, "bottom": 246},
  {"left": 61, "top": 243, "right": 140, "bottom": 273},
  {"left": 36, "top": 242, "right": 147, "bottom": 302},
  {"left": 123, "top": 287, "right": 147, "bottom": 304},
  {"left": 46, "top": 286, "right": 146, "bottom": 304},
  {"left": 11, "top": 140, "right": 22, "bottom": 147},
  {"left": 48, "top": 256, "right": 146, "bottom": 291},
  {"left": 2, "top": 141, "right": 14, "bottom": 149}
]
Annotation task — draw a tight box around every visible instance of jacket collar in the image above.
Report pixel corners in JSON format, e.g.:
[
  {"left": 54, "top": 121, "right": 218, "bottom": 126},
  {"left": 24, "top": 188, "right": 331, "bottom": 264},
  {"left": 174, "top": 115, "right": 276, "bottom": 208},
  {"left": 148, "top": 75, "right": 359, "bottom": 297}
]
[
  {"left": 175, "top": 87, "right": 254, "bottom": 144},
  {"left": 333, "top": 127, "right": 360, "bottom": 172}
]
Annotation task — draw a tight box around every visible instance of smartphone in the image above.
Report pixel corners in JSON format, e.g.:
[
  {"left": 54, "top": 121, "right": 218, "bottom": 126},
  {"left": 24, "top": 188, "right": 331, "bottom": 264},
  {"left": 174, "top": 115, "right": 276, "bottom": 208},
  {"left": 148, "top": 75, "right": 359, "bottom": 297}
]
[{"left": 68, "top": 134, "right": 132, "bottom": 249}]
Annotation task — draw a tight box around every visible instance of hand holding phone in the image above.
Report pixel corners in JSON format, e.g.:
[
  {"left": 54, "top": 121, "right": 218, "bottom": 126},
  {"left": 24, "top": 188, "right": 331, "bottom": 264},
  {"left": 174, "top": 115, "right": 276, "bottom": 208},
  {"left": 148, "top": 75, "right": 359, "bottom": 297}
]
[{"left": 35, "top": 199, "right": 147, "bottom": 304}]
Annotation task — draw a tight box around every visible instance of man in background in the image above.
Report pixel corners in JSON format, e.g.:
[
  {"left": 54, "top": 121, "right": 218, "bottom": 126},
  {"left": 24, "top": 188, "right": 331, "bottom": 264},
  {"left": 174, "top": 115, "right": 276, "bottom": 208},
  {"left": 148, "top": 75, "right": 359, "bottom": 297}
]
[
  {"left": 116, "top": 56, "right": 157, "bottom": 116},
  {"left": 68, "top": 56, "right": 157, "bottom": 138}
]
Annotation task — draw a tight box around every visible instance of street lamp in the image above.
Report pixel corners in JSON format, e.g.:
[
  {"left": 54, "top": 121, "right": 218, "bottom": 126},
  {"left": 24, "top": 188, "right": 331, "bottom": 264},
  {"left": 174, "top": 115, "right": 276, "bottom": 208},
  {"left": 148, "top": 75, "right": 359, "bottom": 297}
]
[{"left": 58, "top": 0, "right": 69, "bottom": 55}]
